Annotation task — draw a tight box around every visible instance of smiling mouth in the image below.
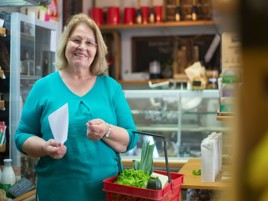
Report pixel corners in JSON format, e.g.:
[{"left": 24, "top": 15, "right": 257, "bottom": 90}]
[{"left": 74, "top": 52, "right": 87, "bottom": 58}]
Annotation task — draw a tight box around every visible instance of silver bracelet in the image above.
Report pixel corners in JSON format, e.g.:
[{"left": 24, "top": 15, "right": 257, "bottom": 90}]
[{"left": 104, "top": 124, "right": 112, "bottom": 138}]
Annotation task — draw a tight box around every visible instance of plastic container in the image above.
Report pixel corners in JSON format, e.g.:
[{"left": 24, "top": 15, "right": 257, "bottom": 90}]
[
  {"left": 1, "top": 159, "right": 16, "bottom": 193},
  {"left": 103, "top": 131, "right": 184, "bottom": 201}
]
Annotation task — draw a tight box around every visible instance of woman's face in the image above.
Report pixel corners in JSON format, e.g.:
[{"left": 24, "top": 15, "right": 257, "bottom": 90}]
[{"left": 65, "top": 23, "right": 97, "bottom": 70}]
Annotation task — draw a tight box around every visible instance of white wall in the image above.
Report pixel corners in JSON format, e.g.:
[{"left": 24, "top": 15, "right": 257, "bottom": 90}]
[{"left": 82, "top": 0, "right": 92, "bottom": 14}]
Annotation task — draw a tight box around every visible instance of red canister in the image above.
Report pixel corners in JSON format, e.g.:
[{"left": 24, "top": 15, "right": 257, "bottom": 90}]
[
  {"left": 90, "top": 7, "right": 104, "bottom": 26},
  {"left": 154, "top": 6, "right": 163, "bottom": 23},
  {"left": 107, "top": 7, "right": 120, "bottom": 25},
  {"left": 141, "top": 6, "right": 149, "bottom": 24},
  {"left": 124, "top": 7, "right": 136, "bottom": 25}
]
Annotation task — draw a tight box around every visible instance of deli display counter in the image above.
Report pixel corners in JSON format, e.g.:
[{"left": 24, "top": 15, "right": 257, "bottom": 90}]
[{"left": 122, "top": 89, "right": 228, "bottom": 167}]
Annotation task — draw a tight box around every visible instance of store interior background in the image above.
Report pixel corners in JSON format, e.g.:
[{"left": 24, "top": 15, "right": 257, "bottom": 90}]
[
  {"left": 0, "top": 0, "right": 235, "bottom": 180},
  {"left": 0, "top": 0, "right": 231, "bottom": 165}
]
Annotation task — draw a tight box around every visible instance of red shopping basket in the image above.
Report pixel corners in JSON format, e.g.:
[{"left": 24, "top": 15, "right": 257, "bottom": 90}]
[{"left": 103, "top": 131, "right": 184, "bottom": 201}]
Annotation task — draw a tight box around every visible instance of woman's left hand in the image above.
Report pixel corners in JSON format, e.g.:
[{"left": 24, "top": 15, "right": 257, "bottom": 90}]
[
  {"left": 42, "top": 139, "right": 67, "bottom": 159},
  {"left": 86, "top": 119, "right": 109, "bottom": 141}
]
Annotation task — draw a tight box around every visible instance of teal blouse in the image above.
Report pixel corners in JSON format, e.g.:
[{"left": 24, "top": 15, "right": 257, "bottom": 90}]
[{"left": 14, "top": 72, "right": 138, "bottom": 201}]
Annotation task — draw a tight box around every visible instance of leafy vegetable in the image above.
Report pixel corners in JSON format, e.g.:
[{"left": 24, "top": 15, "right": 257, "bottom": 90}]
[
  {"left": 116, "top": 168, "right": 150, "bottom": 188},
  {"left": 115, "top": 141, "right": 155, "bottom": 189}
]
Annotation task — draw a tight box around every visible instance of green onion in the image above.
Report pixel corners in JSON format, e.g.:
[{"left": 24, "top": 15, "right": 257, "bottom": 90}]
[{"left": 134, "top": 141, "right": 155, "bottom": 175}]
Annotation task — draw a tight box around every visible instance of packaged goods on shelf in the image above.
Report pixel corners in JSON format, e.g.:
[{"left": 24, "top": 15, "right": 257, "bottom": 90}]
[
  {"left": 218, "top": 68, "right": 241, "bottom": 115},
  {"left": 219, "top": 97, "right": 235, "bottom": 113},
  {"left": 221, "top": 68, "right": 241, "bottom": 84}
]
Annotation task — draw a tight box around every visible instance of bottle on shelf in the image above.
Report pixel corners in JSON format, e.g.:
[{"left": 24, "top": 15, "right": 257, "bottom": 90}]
[
  {"left": 0, "top": 93, "right": 5, "bottom": 111},
  {"left": 149, "top": 59, "right": 161, "bottom": 79},
  {"left": 1, "top": 159, "right": 16, "bottom": 194},
  {"left": 0, "top": 67, "right": 6, "bottom": 79},
  {"left": 136, "top": 0, "right": 142, "bottom": 24},
  {"left": 175, "top": 0, "right": 181, "bottom": 22},
  {"left": 191, "top": 0, "right": 198, "bottom": 21},
  {"left": 148, "top": 0, "right": 155, "bottom": 23}
]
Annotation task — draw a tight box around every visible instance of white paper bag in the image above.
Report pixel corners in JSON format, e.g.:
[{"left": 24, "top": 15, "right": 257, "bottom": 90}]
[
  {"left": 201, "top": 132, "right": 222, "bottom": 182},
  {"left": 201, "top": 137, "right": 216, "bottom": 182}
]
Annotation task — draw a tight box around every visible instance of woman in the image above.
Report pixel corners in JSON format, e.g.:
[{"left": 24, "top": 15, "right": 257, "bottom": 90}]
[{"left": 14, "top": 13, "right": 138, "bottom": 201}]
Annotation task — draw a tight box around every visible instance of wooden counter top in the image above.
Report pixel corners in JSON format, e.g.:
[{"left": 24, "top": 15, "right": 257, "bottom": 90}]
[
  {"left": 122, "top": 158, "right": 186, "bottom": 169},
  {"left": 179, "top": 158, "right": 231, "bottom": 190}
]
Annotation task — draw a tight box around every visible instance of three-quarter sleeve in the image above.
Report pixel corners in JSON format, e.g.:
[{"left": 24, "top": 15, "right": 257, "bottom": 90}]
[{"left": 113, "top": 83, "right": 138, "bottom": 151}]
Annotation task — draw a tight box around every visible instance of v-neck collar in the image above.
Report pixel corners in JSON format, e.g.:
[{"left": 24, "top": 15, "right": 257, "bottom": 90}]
[{"left": 56, "top": 71, "right": 98, "bottom": 98}]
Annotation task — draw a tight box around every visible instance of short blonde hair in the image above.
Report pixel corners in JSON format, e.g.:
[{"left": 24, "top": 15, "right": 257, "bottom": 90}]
[{"left": 55, "top": 13, "right": 108, "bottom": 75}]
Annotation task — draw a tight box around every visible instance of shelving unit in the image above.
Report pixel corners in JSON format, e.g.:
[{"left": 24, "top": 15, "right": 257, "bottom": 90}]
[
  {"left": 0, "top": 12, "right": 59, "bottom": 167},
  {"left": 100, "top": 20, "right": 216, "bottom": 31},
  {"left": 100, "top": 19, "right": 220, "bottom": 83},
  {"left": 0, "top": 30, "right": 9, "bottom": 162},
  {"left": 164, "top": 0, "right": 212, "bottom": 22},
  {"left": 100, "top": 20, "right": 216, "bottom": 81}
]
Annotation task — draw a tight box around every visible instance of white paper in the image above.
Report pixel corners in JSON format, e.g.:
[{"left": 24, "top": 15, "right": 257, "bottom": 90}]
[
  {"left": 0, "top": 19, "right": 4, "bottom": 28},
  {"left": 48, "top": 103, "right": 69, "bottom": 143}
]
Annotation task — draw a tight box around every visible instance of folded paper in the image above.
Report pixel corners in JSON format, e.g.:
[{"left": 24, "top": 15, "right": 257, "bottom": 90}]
[{"left": 48, "top": 103, "right": 69, "bottom": 143}]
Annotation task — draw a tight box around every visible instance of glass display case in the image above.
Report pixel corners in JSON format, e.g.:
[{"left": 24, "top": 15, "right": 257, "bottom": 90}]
[
  {"left": 123, "top": 89, "right": 228, "bottom": 163},
  {"left": 2, "top": 12, "right": 58, "bottom": 166}
]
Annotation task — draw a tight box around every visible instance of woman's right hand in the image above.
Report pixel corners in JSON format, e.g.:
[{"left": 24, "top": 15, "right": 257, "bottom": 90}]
[{"left": 42, "top": 139, "right": 67, "bottom": 159}]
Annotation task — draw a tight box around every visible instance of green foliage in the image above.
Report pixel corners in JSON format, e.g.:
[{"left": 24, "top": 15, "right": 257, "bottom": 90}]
[
  {"left": 115, "top": 141, "right": 155, "bottom": 189},
  {"left": 116, "top": 168, "right": 150, "bottom": 188}
]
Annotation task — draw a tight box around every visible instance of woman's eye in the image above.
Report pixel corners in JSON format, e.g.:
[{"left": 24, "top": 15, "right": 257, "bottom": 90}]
[
  {"left": 86, "top": 41, "right": 94, "bottom": 46},
  {"left": 73, "top": 39, "right": 81, "bottom": 44}
]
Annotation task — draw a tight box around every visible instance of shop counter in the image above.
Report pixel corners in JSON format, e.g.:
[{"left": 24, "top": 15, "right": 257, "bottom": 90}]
[{"left": 178, "top": 158, "right": 231, "bottom": 190}]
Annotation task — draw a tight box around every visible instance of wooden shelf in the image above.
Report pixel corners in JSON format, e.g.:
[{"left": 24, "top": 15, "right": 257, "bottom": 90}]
[
  {"left": 122, "top": 158, "right": 186, "bottom": 169},
  {"left": 217, "top": 115, "right": 233, "bottom": 121},
  {"left": 217, "top": 110, "right": 234, "bottom": 121},
  {"left": 100, "top": 20, "right": 216, "bottom": 31},
  {"left": 119, "top": 79, "right": 170, "bottom": 85},
  {"left": 118, "top": 77, "right": 189, "bottom": 85},
  {"left": 13, "top": 189, "right": 36, "bottom": 201}
]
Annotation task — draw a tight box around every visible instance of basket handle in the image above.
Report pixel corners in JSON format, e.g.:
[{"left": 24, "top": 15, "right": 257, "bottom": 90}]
[{"left": 133, "top": 130, "right": 172, "bottom": 183}]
